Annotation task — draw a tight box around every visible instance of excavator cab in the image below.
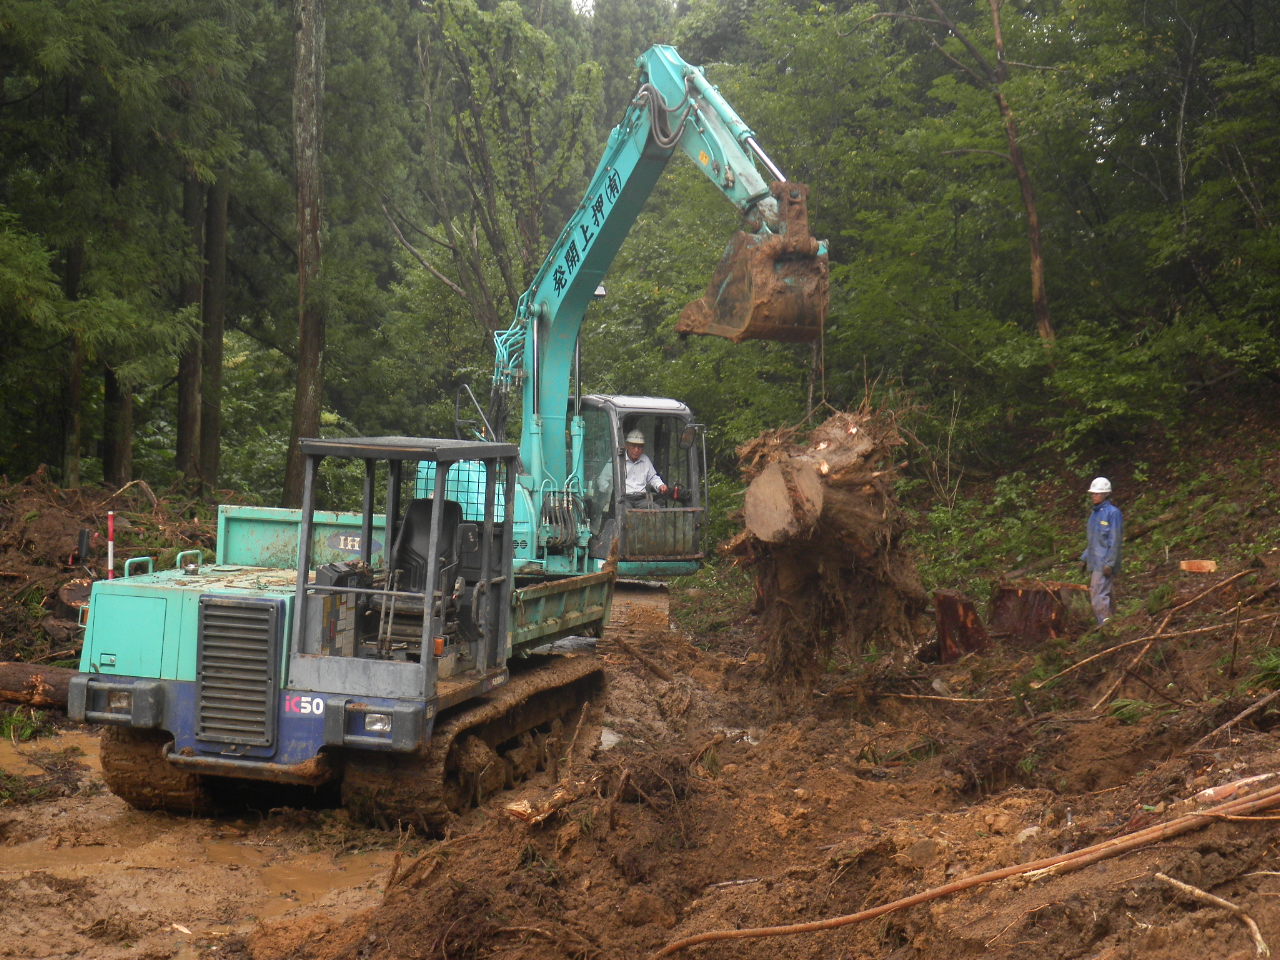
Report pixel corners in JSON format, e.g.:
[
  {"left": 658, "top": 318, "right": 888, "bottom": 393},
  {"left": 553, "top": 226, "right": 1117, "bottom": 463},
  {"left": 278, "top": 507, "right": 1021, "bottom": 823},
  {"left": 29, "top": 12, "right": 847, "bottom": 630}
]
[
  {"left": 677, "top": 181, "right": 828, "bottom": 343},
  {"left": 579, "top": 395, "right": 704, "bottom": 576}
]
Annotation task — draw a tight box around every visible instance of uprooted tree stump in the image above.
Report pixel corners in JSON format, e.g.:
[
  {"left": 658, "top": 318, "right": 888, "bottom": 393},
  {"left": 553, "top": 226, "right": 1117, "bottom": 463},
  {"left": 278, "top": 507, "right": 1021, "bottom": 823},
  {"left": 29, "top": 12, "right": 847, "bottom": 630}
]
[{"left": 727, "top": 408, "right": 930, "bottom": 687}]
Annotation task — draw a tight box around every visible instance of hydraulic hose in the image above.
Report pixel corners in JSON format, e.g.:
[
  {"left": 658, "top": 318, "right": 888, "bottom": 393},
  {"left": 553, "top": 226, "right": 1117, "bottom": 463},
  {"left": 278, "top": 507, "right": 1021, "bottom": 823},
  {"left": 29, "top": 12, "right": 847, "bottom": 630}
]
[{"left": 636, "top": 82, "right": 693, "bottom": 150}]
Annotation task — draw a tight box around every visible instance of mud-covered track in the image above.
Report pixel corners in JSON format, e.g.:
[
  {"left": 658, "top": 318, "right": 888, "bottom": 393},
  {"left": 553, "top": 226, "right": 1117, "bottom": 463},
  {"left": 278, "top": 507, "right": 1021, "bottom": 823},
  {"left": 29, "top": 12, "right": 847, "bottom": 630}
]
[
  {"left": 341, "top": 654, "right": 605, "bottom": 831},
  {"left": 100, "top": 726, "right": 215, "bottom": 815}
]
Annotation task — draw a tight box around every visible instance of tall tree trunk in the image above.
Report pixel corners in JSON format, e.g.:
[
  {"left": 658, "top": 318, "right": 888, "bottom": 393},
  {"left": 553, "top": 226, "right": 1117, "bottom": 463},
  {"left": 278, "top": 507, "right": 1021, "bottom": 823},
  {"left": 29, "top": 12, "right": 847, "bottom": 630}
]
[
  {"left": 101, "top": 130, "right": 133, "bottom": 487},
  {"left": 987, "top": 0, "right": 1054, "bottom": 343},
  {"left": 60, "top": 243, "right": 85, "bottom": 487},
  {"left": 282, "top": 0, "right": 326, "bottom": 507},
  {"left": 200, "top": 175, "right": 230, "bottom": 490},
  {"left": 102, "top": 366, "right": 134, "bottom": 486},
  {"left": 176, "top": 173, "right": 206, "bottom": 481},
  {"left": 994, "top": 91, "right": 1054, "bottom": 343},
  {"left": 921, "top": 0, "right": 1056, "bottom": 343}
]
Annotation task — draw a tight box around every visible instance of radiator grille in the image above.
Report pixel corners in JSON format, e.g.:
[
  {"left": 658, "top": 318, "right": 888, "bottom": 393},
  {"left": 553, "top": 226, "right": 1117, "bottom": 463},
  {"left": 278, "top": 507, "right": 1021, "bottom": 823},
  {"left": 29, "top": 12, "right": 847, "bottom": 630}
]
[{"left": 197, "top": 597, "right": 282, "bottom": 746}]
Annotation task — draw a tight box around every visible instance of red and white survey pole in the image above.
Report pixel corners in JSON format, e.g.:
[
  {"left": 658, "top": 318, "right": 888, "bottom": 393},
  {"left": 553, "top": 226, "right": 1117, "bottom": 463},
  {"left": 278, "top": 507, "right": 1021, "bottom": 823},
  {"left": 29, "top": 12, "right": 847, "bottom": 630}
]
[{"left": 107, "top": 510, "right": 116, "bottom": 580}]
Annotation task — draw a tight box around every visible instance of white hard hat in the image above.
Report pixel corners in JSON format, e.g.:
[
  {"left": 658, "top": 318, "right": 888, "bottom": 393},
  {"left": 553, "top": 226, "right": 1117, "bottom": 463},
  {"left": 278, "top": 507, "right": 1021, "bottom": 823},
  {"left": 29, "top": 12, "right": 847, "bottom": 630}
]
[
  {"left": 1088, "top": 477, "right": 1112, "bottom": 494},
  {"left": 624, "top": 429, "right": 646, "bottom": 445}
]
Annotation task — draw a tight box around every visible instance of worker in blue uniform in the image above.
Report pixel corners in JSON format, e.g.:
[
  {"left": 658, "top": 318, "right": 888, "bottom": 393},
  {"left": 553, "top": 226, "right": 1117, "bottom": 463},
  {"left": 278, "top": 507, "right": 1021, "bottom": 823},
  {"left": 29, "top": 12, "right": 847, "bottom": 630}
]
[{"left": 1081, "top": 477, "right": 1123, "bottom": 625}]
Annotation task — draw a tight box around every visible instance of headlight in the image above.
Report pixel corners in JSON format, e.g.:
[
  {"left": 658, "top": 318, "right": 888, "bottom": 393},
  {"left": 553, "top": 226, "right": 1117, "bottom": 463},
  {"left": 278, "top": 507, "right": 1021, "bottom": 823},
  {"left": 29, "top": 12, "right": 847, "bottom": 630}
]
[
  {"left": 364, "top": 713, "right": 392, "bottom": 734},
  {"left": 108, "top": 690, "right": 132, "bottom": 713}
]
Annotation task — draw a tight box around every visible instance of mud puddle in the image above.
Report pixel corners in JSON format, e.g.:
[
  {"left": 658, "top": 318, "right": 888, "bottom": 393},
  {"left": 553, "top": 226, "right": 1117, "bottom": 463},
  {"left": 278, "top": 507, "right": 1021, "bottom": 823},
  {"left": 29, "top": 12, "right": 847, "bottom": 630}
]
[{"left": 0, "top": 728, "right": 397, "bottom": 960}]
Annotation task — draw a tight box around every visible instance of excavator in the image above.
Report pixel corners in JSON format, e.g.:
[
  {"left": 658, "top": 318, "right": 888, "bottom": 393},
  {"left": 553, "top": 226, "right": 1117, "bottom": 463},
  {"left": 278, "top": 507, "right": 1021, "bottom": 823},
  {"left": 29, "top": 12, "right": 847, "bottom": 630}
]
[
  {"left": 481, "top": 43, "right": 828, "bottom": 581},
  {"left": 68, "top": 45, "right": 827, "bottom": 829}
]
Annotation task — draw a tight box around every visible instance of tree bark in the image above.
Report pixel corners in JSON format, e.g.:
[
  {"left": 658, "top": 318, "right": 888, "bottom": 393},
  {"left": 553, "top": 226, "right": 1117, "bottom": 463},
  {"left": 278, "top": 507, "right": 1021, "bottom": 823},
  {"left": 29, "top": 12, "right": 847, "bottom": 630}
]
[
  {"left": 282, "top": 0, "right": 326, "bottom": 508},
  {"left": 176, "top": 172, "right": 206, "bottom": 481},
  {"left": 731, "top": 410, "right": 930, "bottom": 686},
  {"left": 933, "top": 590, "right": 990, "bottom": 662},
  {"left": 0, "top": 663, "right": 74, "bottom": 708},
  {"left": 200, "top": 174, "right": 230, "bottom": 490},
  {"left": 102, "top": 365, "right": 133, "bottom": 486},
  {"left": 988, "top": 580, "right": 1089, "bottom": 643},
  {"left": 988, "top": 0, "right": 1054, "bottom": 343},
  {"left": 922, "top": 0, "right": 1056, "bottom": 343},
  {"left": 60, "top": 243, "right": 85, "bottom": 488}
]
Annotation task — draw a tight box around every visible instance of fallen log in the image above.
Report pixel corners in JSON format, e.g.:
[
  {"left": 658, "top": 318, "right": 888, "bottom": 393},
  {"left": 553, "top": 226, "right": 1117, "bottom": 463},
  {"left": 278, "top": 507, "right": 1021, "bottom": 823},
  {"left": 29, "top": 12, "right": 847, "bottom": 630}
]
[{"left": 0, "top": 662, "right": 75, "bottom": 708}]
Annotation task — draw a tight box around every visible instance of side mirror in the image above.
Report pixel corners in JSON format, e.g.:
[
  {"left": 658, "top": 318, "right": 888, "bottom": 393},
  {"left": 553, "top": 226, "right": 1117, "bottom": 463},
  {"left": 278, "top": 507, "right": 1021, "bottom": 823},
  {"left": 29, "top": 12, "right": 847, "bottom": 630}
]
[{"left": 679, "top": 424, "right": 698, "bottom": 449}]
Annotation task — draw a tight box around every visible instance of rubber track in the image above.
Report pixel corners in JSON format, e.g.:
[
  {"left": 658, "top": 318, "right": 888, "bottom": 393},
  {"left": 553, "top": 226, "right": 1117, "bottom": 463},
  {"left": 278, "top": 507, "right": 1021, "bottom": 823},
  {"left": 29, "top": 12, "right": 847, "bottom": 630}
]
[
  {"left": 341, "top": 654, "right": 605, "bottom": 832},
  {"left": 100, "top": 726, "right": 215, "bottom": 815}
]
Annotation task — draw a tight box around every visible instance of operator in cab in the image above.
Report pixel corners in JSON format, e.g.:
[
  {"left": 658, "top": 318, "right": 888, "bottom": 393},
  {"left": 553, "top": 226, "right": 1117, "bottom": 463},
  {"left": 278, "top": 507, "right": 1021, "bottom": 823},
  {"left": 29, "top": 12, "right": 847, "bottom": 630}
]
[{"left": 598, "top": 429, "right": 668, "bottom": 503}]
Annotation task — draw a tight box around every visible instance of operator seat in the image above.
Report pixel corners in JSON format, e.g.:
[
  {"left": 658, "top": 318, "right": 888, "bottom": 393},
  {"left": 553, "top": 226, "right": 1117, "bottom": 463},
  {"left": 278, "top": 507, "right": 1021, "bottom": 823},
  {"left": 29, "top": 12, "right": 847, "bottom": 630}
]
[{"left": 386, "top": 498, "right": 463, "bottom": 609}]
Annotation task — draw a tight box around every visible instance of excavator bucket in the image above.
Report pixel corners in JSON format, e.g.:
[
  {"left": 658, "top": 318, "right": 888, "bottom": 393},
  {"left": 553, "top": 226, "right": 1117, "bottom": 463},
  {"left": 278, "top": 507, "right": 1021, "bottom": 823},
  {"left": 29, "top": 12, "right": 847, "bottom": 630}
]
[{"left": 677, "top": 181, "right": 829, "bottom": 343}]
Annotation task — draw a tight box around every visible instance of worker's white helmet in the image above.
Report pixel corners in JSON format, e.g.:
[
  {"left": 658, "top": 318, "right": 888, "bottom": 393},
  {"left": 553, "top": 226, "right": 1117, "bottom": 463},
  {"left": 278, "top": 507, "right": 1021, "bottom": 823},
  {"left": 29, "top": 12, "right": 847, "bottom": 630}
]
[
  {"left": 624, "top": 429, "right": 646, "bottom": 445},
  {"left": 1088, "top": 477, "right": 1112, "bottom": 494}
]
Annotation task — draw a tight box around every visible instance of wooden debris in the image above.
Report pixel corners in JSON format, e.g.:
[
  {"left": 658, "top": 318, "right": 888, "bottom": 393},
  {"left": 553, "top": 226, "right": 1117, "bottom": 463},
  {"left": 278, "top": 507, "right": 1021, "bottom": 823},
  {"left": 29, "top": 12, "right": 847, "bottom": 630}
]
[
  {"left": 654, "top": 782, "right": 1280, "bottom": 957},
  {"left": 1193, "top": 689, "right": 1280, "bottom": 749},
  {"left": 988, "top": 580, "right": 1088, "bottom": 644},
  {"left": 1180, "top": 559, "right": 1219, "bottom": 573},
  {"left": 932, "top": 590, "right": 989, "bottom": 662},
  {"left": 505, "top": 786, "right": 580, "bottom": 825},
  {"left": 53, "top": 578, "right": 92, "bottom": 619},
  {"left": 1091, "top": 568, "right": 1260, "bottom": 711},
  {"left": 1192, "top": 773, "right": 1279, "bottom": 805},
  {"left": 611, "top": 636, "right": 674, "bottom": 683},
  {"left": 1155, "top": 871, "right": 1270, "bottom": 957},
  {"left": 0, "top": 662, "right": 74, "bottom": 707}
]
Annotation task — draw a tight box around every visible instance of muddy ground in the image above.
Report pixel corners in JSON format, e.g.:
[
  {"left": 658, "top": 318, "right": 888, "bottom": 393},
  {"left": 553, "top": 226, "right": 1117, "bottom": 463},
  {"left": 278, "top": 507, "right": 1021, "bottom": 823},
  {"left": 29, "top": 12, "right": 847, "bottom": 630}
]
[
  {"left": 5, "top": 571, "right": 1280, "bottom": 960},
  {"left": 7, "top": 438, "right": 1280, "bottom": 960}
]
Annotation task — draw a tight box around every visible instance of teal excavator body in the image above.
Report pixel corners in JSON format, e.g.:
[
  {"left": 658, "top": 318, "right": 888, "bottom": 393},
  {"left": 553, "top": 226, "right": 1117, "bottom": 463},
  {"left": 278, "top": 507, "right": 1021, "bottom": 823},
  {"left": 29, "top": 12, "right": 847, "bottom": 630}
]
[{"left": 489, "top": 44, "right": 828, "bottom": 579}]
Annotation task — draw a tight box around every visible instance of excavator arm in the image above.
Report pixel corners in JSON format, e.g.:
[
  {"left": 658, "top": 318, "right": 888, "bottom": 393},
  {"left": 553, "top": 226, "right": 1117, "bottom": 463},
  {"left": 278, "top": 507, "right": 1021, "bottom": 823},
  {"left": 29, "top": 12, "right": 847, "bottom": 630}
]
[{"left": 492, "top": 45, "right": 828, "bottom": 493}]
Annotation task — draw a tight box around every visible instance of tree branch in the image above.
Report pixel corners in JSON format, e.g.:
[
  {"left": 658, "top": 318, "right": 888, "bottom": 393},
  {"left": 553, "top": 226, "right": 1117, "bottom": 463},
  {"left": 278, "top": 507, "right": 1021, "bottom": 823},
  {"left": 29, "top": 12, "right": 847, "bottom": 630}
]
[
  {"left": 942, "top": 148, "right": 1014, "bottom": 164},
  {"left": 379, "top": 201, "right": 470, "bottom": 303}
]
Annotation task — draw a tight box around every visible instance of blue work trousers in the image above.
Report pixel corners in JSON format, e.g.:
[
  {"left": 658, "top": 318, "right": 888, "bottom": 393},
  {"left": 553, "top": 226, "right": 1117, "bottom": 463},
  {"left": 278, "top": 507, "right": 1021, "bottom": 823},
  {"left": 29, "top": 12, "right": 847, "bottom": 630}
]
[{"left": 1090, "top": 568, "right": 1115, "bottom": 624}]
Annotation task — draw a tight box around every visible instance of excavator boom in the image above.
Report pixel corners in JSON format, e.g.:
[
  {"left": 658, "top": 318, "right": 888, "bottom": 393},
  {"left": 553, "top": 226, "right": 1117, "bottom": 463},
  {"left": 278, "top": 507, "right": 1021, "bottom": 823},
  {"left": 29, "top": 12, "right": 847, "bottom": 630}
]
[{"left": 493, "top": 45, "right": 829, "bottom": 483}]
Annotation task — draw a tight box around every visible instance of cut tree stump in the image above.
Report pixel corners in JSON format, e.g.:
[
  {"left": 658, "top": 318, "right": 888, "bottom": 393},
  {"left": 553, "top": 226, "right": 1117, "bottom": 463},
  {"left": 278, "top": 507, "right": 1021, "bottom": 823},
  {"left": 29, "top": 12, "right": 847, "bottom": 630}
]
[
  {"left": 53, "top": 577, "right": 92, "bottom": 620},
  {"left": 933, "top": 590, "right": 989, "bottom": 662},
  {"left": 0, "top": 662, "right": 75, "bottom": 708},
  {"left": 988, "top": 580, "right": 1089, "bottom": 643}
]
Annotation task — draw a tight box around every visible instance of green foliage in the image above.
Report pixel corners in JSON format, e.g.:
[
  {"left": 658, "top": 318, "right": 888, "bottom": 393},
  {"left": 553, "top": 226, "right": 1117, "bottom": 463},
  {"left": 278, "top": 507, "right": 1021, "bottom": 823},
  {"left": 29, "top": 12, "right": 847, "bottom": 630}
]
[
  {"left": 910, "top": 473, "right": 1064, "bottom": 596},
  {"left": 669, "top": 561, "right": 754, "bottom": 642},
  {"left": 0, "top": 707, "right": 55, "bottom": 742},
  {"left": 1250, "top": 649, "right": 1280, "bottom": 691},
  {"left": 1109, "top": 698, "right": 1156, "bottom": 724},
  {"left": 0, "top": 771, "right": 50, "bottom": 805},
  {"left": 1145, "top": 583, "right": 1175, "bottom": 616},
  {"left": 1, "top": 0, "right": 1279, "bottom": 508}
]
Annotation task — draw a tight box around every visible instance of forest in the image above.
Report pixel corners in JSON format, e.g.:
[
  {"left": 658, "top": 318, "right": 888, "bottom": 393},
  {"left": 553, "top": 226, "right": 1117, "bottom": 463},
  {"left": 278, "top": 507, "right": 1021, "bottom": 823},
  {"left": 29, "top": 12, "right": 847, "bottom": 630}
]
[
  {"left": 7, "top": 4, "right": 1280, "bottom": 958},
  {"left": 2, "top": 0, "right": 1276, "bottom": 507}
]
